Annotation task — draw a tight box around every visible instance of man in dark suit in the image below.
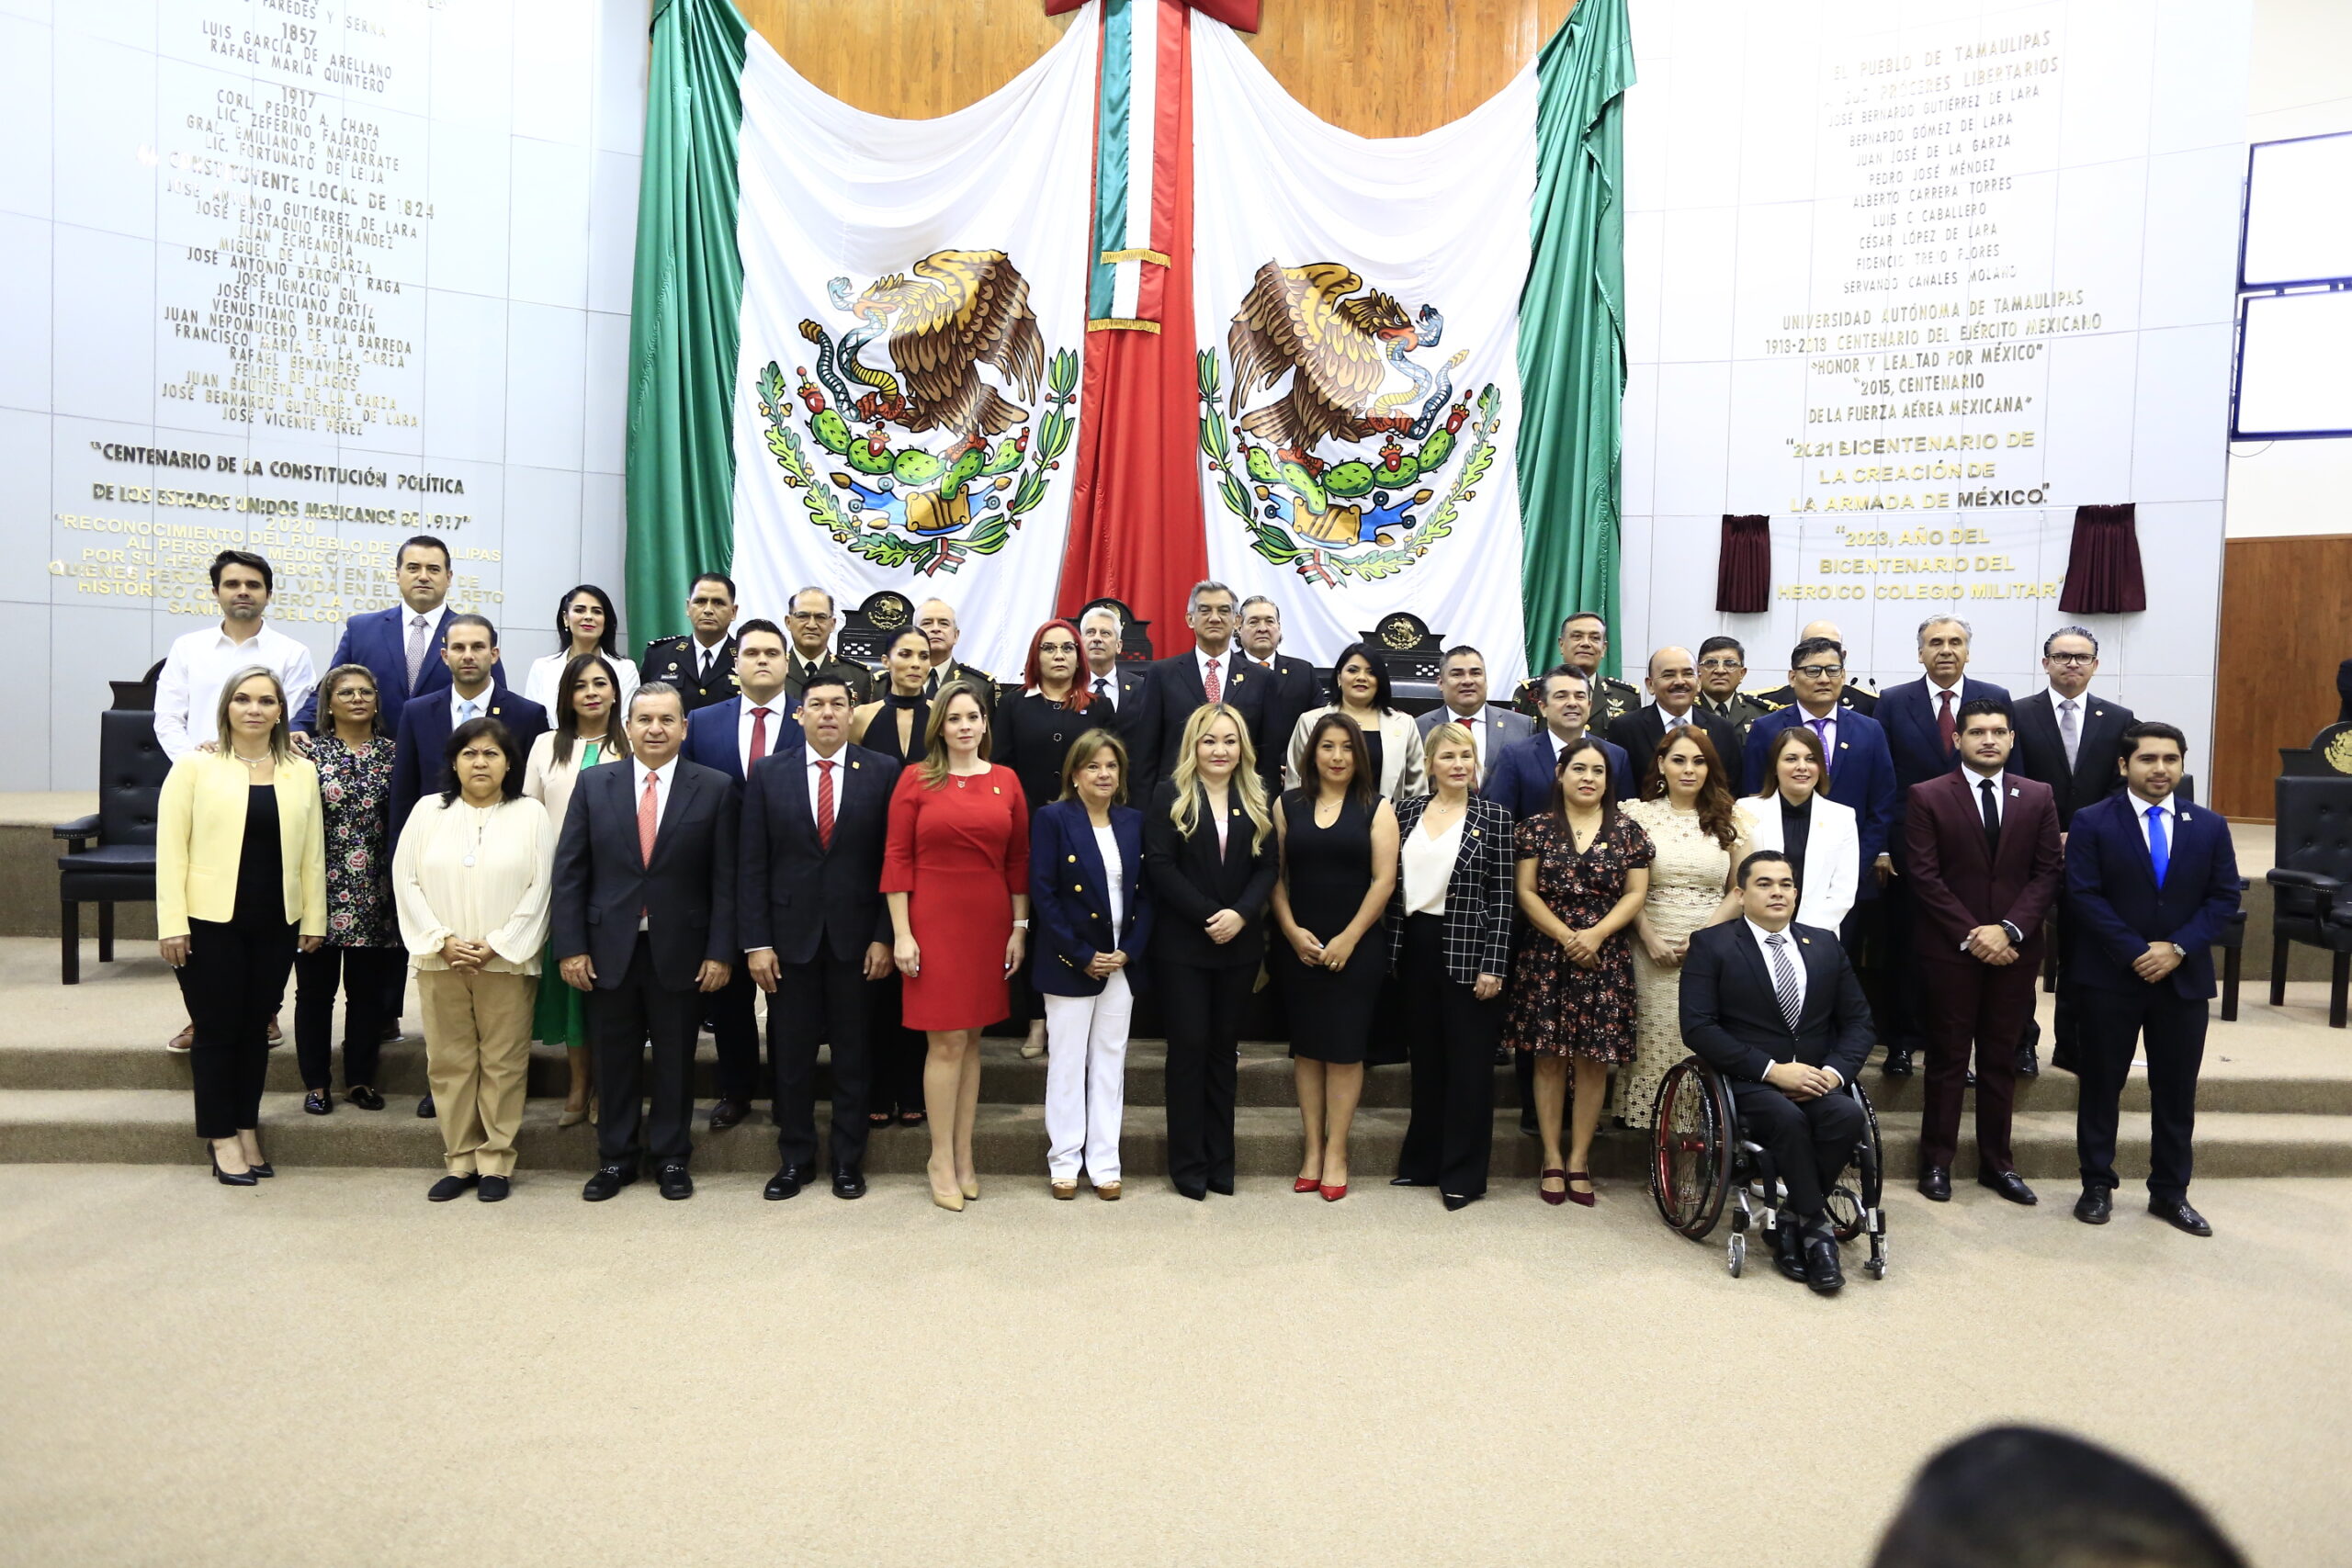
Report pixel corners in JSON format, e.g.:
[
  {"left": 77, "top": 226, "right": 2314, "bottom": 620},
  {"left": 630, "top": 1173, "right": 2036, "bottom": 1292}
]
[
  {"left": 295, "top": 534, "right": 507, "bottom": 733},
  {"left": 1416, "top": 643, "right": 1533, "bottom": 779},
  {"left": 1741, "top": 636, "right": 1899, "bottom": 957},
  {"left": 550, "top": 682, "right": 739, "bottom": 1201},
  {"left": 390, "top": 615, "right": 548, "bottom": 846},
  {"left": 1237, "top": 594, "right": 1319, "bottom": 791},
  {"left": 638, "top": 572, "right": 741, "bottom": 712},
  {"left": 911, "top": 596, "right": 997, "bottom": 707},
  {"left": 1145, "top": 580, "right": 1270, "bottom": 775},
  {"left": 778, "top": 587, "right": 876, "bottom": 711},
  {"left": 741, "top": 674, "right": 899, "bottom": 1201},
  {"left": 1905, "top": 699, "right": 2064, "bottom": 1207},
  {"left": 2010, "top": 626, "right": 2134, "bottom": 1077},
  {"left": 1484, "top": 666, "right": 1634, "bottom": 821},
  {"left": 2064, "top": 722, "right": 2241, "bottom": 1236},
  {"left": 1080, "top": 603, "right": 1161, "bottom": 788},
  {"left": 1679, "top": 850, "right": 1877, "bottom": 1294},
  {"left": 1605, "top": 646, "right": 1742, "bottom": 794},
  {"left": 1875, "top": 615, "right": 2012, "bottom": 1077},
  {"left": 1752, "top": 619, "right": 1878, "bottom": 716},
  {"left": 681, "top": 617, "right": 797, "bottom": 1130}
]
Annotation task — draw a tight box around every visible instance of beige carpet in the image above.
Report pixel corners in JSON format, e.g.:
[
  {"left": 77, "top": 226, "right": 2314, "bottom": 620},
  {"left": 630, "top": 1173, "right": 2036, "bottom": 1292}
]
[{"left": 2, "top": 1167, "right": 2348, "bottom": 1566}]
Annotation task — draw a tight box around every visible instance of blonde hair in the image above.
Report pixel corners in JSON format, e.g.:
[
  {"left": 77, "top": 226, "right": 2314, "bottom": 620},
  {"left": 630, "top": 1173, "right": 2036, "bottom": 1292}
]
[
  {"left": 917, "top": 680, "right": 994, "bottom": 787},
  {"left": 1057, "top": 728, "right": 1129, "bottom": 806},
  {"left": 1422, "top": 720, "right": 1476, "bottom": 780},
  {"left": 1168, "top": 702, "right": 1270, "bottom": 852},
  {"left": 213, "top": 665, "right": 293, "bottom": 761}
]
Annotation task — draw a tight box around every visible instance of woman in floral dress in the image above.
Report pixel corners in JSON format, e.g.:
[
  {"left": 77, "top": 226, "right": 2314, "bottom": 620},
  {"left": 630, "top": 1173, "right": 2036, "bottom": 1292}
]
[{"left": 293, "top": 664, "right": 402, "bottom": 1114}]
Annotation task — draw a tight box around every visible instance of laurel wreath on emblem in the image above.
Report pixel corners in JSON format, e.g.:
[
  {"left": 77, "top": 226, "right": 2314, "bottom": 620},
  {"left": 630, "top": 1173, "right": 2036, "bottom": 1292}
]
[
  {"left": 755, "top": 250, "right": 1080, "bottom": 578},
  {"left": 1195, "top": 260, "right": 1501, "bottom": 588}
]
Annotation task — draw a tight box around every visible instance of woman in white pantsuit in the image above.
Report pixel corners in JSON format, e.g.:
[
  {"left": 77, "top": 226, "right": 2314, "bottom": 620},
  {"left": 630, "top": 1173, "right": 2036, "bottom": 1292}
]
[
  {"left": 1733, "top": 723, "right": 1860, "bottom": 935},
  {"left": 1026, "top": 730, "right": 1155, "bottom": 1200}
]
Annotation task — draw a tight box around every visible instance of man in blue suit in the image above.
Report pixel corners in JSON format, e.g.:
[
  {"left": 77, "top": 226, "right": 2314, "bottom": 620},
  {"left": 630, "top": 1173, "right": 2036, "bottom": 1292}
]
[
  {"left": 2064, "top": 722, "right": 2240, "bottom": 1237},
  {"left": 1742, "top": 635, "right": 1899, "bottom": 942},
  {"left": 1483, "top": 666, "right": 1634, "bottom": 823},
  {"left": 682, "top": 617, "right": 798, "bottom": 1130},
  {"left": 1872, "top": 615, "right": 2010, "bottom": 1076},
  {"left": 390, "top": 615, "right": 548, "bottom": 840},
  {"left": 295, "top": 535, "right": 506, "bottom": 734}
]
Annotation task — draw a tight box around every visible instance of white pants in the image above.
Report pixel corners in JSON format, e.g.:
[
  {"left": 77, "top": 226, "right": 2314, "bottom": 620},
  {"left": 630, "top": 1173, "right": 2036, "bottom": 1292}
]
[{"left": 1044, "top": 970, "right": 1133, "bottom": 1183}]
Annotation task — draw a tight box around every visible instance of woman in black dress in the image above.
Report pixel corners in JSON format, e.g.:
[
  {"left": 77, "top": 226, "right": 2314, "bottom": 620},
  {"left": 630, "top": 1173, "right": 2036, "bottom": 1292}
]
[
  {"left": 849, "top": 627, "right": 935, "bottom": 1126},
  {"left": 995, "top": 618, "right": 1095, "bottom": 1058},
  {"left": 1271, "top": 711, "right": 1398, "bottom": 1201}
]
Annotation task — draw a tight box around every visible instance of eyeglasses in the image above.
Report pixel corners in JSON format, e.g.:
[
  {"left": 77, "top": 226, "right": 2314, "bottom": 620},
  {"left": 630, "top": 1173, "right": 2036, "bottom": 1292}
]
[
  {"left": 785, "top": 611, "right": 832, "bottom": 624},
  {"left": 1793, "top": 664, "right": 1844, "bottom": 680},
  {"left": 1698, "top": 659, "right": 1743, "bottom": 671},
  {"left": 2045, "top": 653, "right": 2095, "bottom": 665}
]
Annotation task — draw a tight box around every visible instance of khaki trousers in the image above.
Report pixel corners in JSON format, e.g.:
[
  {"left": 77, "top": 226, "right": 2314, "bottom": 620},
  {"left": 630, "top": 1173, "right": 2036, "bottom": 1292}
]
[{"left": 418, "top": 968, "right": 537, "bottom": 1178}]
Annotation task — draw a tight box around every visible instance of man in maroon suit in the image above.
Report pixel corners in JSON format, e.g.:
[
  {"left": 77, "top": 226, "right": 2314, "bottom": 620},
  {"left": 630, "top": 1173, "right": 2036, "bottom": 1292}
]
[{"left": 1905, "top": 698, "right": 2064, "bottom": 1206}]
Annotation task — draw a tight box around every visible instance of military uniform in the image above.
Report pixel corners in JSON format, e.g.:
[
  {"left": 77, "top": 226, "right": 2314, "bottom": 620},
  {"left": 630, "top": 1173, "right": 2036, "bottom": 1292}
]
[
  {"left": 783, "top": 651, "right": 876, "bottom": 711},
  {"left": 922, "top": 660, "right": 998, "bottom": 712},
  {"left": 1696, "top": 689, "right": 1783, "bottom": 745},
  {"left": 639, "top": 633, "right": 740, "bottom": 712},
  {"left": 1754, "top": 681, "right": 1878, "bottom": 717},
  {"left": 1515, "top": 670, "right": 1640, "bottom": 728}
]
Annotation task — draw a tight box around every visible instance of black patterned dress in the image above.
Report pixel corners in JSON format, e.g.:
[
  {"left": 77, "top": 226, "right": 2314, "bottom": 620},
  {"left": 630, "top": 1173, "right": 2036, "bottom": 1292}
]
[
  {"left": 1504, "top": 811, "right": 1653, "bottom": 1063},
  {"left": 315, "top": 737, "right": 399, "bottom": 950}
]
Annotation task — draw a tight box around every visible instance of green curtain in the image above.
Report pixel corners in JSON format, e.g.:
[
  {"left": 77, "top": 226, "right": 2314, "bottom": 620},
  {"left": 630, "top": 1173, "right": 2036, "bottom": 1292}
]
[
  {"left": 624, "top": 0, "right": 749, "bottom": 649},
  {"left": 1517, "top": 0, "right": 1634, "bottom": 680}
]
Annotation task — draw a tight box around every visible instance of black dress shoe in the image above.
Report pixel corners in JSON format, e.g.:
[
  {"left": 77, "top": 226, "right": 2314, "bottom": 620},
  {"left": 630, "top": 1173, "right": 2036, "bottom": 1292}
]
[
  {"left": 1389, "top": 1175, "right": 1435, "bottom": 1187},
  {"left": 831, "top": 1168, "right": 866, "bottom": 1200},
  {"left": 1881, "top": 1045, "right": 1915, "bottom": 1077},
  {"left": 2074, "top": 1186, "right": 2112, "bottom": 1224},
  {"left": 1442, "top": 1191, "right": 1480, "bottom": 1212},
  {"left": 428, "top": 1173, "right": 480, "bottom": 1201},
  {"left": 1491, "top": 1043, "right": 1511, "bottom": 1066},
  {"left": 764, "top": 1165, "right": 805, "bottom": 1201},
  {"left": 1803, "top": 1232, "right": 1845, "bottom": 1294},
  {"left": 1174, "top": 1181, "right": 1208, "bottom": 1201},
  {"left": 1917, "top": 1165, "right": 1951, "bottom": 1201},
  {"left": 302, "top": 1089, "right": 333, "bottom": 1115},
  {"left": 1978, "top": 1168, "right": 2039, "bottom": 1205},
  {"left": 582, "top": 1163, "right": 637, "bottom": 1201},
  {"left": 2149, "top": 1196, "right": 2212, "bottom": 1236},
  {"left": 656, "top": 1163, "right": 694, "bottom": 1200},
  {"left": 415, "top": 1092, "right": 436, "bottom": 1119},
  {"left": 2049, "top": 1047, "right": 2080, "bottom": 1076},
  {"left": 346, "top": 1085, "right": 385, "bottom": 1111},
  {"left": 707, "top": 1096, "right": 752, "bottom": 1132},
  {"left": 1207, "top": 1177, "right": 1235, "bottom": 1196},
  {"left": 477, "top": 1175, "right": 510, "bottom": 1202},
  {"left": 1772, "top": 1217, "right": 1808, "bottom": 1283},
  {"left": 2016, "top": 1041, "right": 2040, "bottom": 1077},
  {"left": 1519, "top": 1119, "right": 1540, "bottom": 1137}
]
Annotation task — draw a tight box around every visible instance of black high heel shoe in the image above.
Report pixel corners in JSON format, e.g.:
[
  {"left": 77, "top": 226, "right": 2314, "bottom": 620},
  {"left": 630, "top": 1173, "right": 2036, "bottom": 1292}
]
[
  {"left": 209, "top": 1146, "right": 259, "bottom": 1187},
  {"left": 302, "top": 1089, "right": 332, "bottom": 1115}
]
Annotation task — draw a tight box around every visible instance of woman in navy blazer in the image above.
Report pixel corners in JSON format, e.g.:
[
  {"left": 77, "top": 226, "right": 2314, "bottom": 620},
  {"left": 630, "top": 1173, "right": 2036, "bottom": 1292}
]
[{"left": 1029, "top": 728, "right": 1154, "bottom": 1200}]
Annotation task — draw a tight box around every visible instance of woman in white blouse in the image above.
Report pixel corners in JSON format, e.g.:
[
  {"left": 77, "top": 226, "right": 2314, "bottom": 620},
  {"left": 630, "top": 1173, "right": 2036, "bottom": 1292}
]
[
  {"left": 1733, "top": 723, "right": 1860, "bottom": 936},
  {"left": 1284, "top": 641, "right": 1426, "bottom": 801},
  {"left": 520, "top": 584, "right": 639, "bottom": 714},
  {"left": 394, "top": 716, "right": 553, "bottom": 1202},
  {"left": 521, "top": 652, "right": 628, "bottom": 1125}
]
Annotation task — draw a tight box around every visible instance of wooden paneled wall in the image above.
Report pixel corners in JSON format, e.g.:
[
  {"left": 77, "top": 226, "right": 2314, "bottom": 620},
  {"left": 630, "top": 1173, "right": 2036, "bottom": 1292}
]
[
  {"left": 736, "top": 0, "right": 1576, "bottom": 136},
  {"left": 2213, "top": 535, "right": 2352, "bottom": 821}
]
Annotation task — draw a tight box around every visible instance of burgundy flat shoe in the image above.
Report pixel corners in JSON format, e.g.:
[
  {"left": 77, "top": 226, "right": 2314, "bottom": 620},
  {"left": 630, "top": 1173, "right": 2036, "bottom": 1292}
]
[{"left": 1540, "top": 1168, "right": 1567, "bottom": 1206}]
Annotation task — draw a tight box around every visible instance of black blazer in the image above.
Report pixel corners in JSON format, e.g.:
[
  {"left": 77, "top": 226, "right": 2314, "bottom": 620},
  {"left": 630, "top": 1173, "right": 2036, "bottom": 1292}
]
[
  {"left": 737, "top": 743, "right": 899, "bottom": 965},
  {"left": 1142, "top": 776, "right": 1277, "bottom": 969},
  {"left": 1384, "top": 794, "right": 1516, "bottom": 984},
  {"left": 1248, "top": 651, "right": 1321, "bottom": 790},
  {"left": 549, "top": 759, "right": 739, "bottom": 990},
  {"left": 2010, "top": 689, "right": 2133, "bottom": 829},
  {"left": 1085, "top": 663, "right": 1160, "bottom": 787},
  {"left": 1145, "top": 649, "right": 1271, "bottom": 783},
  {"left": 390, "top": 685, "right": 548, "bottom": 844},
  {"left": 1678, "top": 919, "right": 1875, "bottom": 1086},
  {"left": 1605, "top": 704, "right": 1741, "bottom": 792}
]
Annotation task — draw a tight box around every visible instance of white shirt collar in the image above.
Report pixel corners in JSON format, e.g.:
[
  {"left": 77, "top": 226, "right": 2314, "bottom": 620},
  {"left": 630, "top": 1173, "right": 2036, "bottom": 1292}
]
[
  {"left": 2130, "top": 790, "right": 2179, "bottom": 820},
  {"left": 806, "top": 743, "right": 846, "bottom": 770},
  {"left": 1194, "top": 645, "right": 1231, "bottom": 678},
  {"left": 634, "top": 755, "right": 676, "bottom": 786},
  {"left": 449, "top": 684, "right": 493, "bottom": 717},
  {"left": 1746, "top": 918, "right": 1797, "bottom": 947}
]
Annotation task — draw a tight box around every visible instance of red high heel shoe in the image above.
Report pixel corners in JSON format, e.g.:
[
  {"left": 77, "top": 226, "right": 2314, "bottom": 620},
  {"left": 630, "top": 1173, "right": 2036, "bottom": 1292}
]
[
  {"left": 1319, "top": 1181, "right": 1348, "bottom": 1201},
  {"left": 1293, "top": 1175, "right": 1321, "bottom": 1193},
  {"left": 1566, "top": 1170, "right": 1597, "bottom": 1208}
]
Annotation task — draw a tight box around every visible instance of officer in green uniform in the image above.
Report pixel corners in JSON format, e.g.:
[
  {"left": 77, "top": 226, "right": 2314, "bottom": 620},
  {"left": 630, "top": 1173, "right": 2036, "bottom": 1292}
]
[
  {"left": 639, "top": 570, "right": 741, "bottom": 712},
  {"left": 1513, "top": 610, "right": 1639, "bottom": 727},
  {"left": 912, "top": 596, "right": 997, "bottom": 711},
  {"left": 778, "top": 585, "right": 876, "bottom": 711},
  {"left": 1751, "top": 619, "right": 1879, "bottom": 716},
  {"left": 1693, "top": 635, "right": 1783, "bottom": 744}
]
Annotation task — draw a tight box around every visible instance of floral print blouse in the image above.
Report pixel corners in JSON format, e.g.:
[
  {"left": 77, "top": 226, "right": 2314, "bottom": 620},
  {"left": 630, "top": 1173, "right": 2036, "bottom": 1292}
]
[{"left": 315, "top": 736, "right": 399, "bottom": 949}]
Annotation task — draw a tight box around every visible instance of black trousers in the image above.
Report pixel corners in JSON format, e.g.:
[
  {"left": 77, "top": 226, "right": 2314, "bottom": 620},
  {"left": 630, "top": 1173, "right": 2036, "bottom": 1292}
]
[
  {"left": 2077, "top": 984, "right": 2208, "bottom": 1201},
  {"left": 771, "top": 950, "right": 873, "bottom": 1172},
  {"left": 866, "top": 975, "right": 927, "bottom": 1116},
  {"left": 1159, "top": 960, "right": 1253, "bottom": 1191},
  {"left": 1874, "top": 875, "right": 1927, "bottom": 1050},
  {"left": 1394, "top": 915, "right": 1501, "bottom": 1196},
  {"left": 2049, "top": 895, "right": 2082, "bottom": 1056},
  {"left": 175, "top": 916, "right": 299, "bottom": 1139},
  {"left": 708, "top": 964, "right": 766, "bottom": 1103},
  {"left": 588, "top": 934, "right": 702, "bottom": 1168},
  {"left": 293, "top": 944, "right": 403, "bottom": 1090},
  {"left": 1731, "top": 1077, "right": 1863, "bottom": 1224}
]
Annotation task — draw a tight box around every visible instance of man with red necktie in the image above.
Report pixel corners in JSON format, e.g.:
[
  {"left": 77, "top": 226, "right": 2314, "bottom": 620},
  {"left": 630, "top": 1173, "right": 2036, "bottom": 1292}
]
[{"left": 1144, "top": 580, "right": 1272, "bottom": 775}]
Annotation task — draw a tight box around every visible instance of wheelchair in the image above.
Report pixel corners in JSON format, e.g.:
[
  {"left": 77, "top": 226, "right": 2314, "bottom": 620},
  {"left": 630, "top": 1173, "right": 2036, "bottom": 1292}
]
[{"left": 1648, "top": 1056, "right": 1888, "bottom": 1281}]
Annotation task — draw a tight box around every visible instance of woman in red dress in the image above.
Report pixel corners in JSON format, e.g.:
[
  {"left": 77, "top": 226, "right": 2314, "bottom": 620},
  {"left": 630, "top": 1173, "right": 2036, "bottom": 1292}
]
[{"left": 882, "top": 681, "right": 1032, "bottom": 1211}]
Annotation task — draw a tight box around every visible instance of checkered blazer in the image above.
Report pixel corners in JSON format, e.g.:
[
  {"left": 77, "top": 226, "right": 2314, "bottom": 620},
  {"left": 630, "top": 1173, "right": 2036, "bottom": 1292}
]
[{"left": 1385, "top": 794, "right": 1516, "bottom": 984}]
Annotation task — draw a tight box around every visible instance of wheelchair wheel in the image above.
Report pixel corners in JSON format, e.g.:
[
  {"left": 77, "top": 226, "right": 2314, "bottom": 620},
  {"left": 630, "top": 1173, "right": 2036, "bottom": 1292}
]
[
  {"left": 1650, "top": 1058, "right": 1735, "bottom": 1240},
  {"left": 1826, "top": 1082, "right": 1887, "bottom": 1245}
]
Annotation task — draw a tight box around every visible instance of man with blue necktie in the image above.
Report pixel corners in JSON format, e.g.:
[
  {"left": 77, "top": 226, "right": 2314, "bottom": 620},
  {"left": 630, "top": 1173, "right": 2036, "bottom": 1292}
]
[{"left": 2064, "top": 722, "right": 2241, "bottom": 1237}]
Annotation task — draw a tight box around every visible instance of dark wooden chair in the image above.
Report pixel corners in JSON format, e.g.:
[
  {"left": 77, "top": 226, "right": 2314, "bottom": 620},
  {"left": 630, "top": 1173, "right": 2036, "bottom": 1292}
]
[
  {"left": 2267, "top": 772, "right": 2352, "bottom": 1029},
  {"left": 57, "top": 697, "right": 171, "bottom": 984}
]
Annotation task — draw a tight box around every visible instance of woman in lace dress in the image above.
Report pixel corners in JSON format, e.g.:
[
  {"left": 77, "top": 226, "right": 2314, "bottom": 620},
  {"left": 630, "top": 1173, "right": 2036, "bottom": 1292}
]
[{"left": 1616, "top": 727, "right": 1745, "bottom": 1129}]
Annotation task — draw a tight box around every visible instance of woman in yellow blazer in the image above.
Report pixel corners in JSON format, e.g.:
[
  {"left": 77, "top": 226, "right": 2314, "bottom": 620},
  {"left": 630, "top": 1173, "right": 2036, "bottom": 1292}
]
[{"left": 156, "top": 667, "right": 326, "bottom": 1184}]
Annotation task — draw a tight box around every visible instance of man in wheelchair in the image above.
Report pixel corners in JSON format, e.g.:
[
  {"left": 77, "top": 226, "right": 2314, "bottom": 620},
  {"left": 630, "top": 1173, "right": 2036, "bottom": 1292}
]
[{"left": 1679, "top": 851, "right": 1877, "bottom": 1293}]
